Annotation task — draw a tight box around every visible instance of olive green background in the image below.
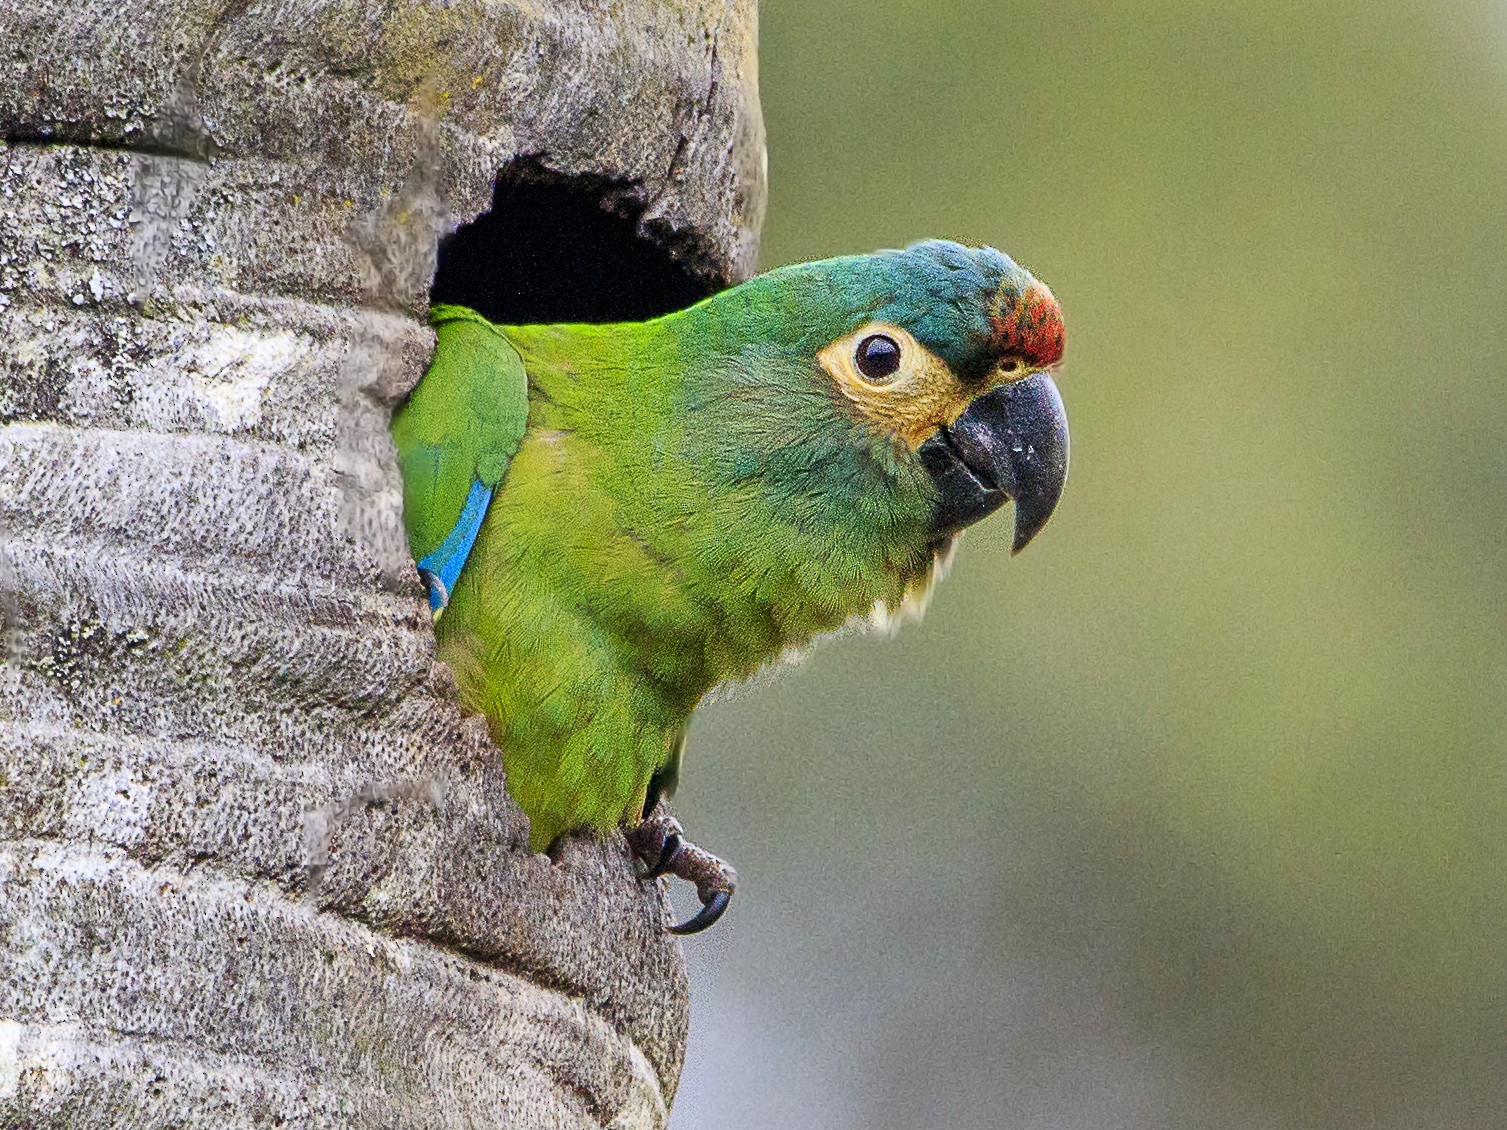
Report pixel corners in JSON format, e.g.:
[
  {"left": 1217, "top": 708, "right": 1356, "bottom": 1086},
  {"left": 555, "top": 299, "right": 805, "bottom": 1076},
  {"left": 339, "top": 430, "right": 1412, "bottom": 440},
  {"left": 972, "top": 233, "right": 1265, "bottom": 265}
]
[{"left": 671, "top": 2, "right": 1507, "bottom": 1127}]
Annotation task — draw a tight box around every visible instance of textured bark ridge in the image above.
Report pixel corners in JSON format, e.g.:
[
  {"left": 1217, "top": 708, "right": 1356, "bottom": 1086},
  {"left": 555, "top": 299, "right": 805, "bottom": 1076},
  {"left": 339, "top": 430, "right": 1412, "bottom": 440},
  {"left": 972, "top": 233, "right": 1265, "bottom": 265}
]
[{"left": 0, "top": 3, "right": 764, "bottom": 1126}]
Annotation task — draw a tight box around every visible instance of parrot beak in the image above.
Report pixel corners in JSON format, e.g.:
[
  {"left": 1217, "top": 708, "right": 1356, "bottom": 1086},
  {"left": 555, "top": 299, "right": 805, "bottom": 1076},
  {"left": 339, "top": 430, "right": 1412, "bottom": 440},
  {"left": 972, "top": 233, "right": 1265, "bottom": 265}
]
[{"left": 917, "top": 373, "right": 1070, "bottom": 553}]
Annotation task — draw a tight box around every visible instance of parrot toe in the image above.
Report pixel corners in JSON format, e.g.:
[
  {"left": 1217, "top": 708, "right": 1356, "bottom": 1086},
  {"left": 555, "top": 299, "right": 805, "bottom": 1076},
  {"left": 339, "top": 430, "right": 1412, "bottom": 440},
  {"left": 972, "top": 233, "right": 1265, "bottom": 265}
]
[{"left": 627, "top": 807, "right": 737, "bottom": 935}]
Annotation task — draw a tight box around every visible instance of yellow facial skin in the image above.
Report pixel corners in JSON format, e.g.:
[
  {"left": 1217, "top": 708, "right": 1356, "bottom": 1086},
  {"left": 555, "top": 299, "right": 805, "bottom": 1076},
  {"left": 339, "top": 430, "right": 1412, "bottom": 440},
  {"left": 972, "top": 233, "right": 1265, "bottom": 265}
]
[{"left": 816, "top": 322, "right": 1031, "bottom": 450}]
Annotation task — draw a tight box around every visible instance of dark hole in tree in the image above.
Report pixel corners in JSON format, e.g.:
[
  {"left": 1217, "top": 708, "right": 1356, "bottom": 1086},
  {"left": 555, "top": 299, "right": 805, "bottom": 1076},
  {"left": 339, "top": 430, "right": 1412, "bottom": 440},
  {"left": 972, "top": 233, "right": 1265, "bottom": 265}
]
[{"left": 429, "top": 158, "right": 725, "bottom": 325}]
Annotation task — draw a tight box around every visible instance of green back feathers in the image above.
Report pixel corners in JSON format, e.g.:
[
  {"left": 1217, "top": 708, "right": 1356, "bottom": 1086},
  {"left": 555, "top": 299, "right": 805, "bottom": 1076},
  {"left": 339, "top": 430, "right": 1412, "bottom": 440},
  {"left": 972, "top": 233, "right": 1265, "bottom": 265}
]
[{"left": 391, "top": 305, "right": 529, "bottom": 562}]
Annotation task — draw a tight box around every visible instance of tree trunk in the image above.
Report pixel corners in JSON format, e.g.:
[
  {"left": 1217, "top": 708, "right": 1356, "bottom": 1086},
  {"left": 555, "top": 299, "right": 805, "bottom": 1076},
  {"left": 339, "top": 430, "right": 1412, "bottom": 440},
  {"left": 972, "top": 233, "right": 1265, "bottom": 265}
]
[{"left": 0, "top": 2, "right": 763, "bottom": 1126}]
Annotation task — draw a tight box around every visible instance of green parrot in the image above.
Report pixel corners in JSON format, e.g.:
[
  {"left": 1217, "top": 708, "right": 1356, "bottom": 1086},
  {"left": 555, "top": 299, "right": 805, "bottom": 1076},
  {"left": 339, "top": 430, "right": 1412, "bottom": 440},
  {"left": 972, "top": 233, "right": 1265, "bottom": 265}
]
[{"left": 392, "top": 239, "right": 1068, "bottom": 932}]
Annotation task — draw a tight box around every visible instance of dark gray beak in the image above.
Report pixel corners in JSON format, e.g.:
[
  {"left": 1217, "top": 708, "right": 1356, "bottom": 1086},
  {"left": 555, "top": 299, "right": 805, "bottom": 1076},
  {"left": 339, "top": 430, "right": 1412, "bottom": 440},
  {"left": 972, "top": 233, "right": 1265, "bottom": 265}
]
[{"left": 917, "top": 373, "right": 1069, "bottom": 553}]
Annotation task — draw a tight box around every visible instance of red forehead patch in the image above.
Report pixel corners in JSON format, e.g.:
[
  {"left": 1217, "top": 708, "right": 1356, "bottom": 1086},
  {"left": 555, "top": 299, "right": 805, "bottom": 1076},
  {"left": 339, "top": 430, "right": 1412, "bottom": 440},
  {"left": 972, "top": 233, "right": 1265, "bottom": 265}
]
[{"left": 991, "top": 283, "right": 1064, "bottom": 368}]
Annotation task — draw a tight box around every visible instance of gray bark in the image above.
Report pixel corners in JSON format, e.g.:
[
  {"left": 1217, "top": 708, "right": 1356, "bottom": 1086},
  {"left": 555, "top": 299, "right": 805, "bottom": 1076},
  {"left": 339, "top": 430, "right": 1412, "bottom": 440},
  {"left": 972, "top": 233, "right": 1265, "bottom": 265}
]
[{"left": 0, "top": 2, "right": 764, "bottom": 1126}]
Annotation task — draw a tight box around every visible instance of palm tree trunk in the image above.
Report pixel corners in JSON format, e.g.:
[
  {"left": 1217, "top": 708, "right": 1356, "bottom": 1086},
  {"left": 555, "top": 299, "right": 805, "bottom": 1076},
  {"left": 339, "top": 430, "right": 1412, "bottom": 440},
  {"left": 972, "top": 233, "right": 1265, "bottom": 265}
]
[{"left": 0, "top": 3, "right": 764, "bottom": 1125}]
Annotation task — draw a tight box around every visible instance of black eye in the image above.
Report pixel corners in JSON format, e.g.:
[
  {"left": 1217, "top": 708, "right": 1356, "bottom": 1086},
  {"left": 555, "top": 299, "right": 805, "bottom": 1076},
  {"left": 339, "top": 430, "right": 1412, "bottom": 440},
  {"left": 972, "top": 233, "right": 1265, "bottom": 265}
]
[
  {"left": 999, "top": 358, "right": 1020, "bottom": 373},
  {"left": 855, "top": 334, "right": 902, "bottom": 381}
]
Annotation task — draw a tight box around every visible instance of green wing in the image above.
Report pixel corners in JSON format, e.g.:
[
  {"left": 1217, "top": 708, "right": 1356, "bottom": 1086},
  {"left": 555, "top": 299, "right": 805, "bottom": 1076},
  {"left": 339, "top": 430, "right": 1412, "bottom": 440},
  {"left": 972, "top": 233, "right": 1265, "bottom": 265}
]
[{"left": 392, "top": 304, "right": 528, "bottom": 613}]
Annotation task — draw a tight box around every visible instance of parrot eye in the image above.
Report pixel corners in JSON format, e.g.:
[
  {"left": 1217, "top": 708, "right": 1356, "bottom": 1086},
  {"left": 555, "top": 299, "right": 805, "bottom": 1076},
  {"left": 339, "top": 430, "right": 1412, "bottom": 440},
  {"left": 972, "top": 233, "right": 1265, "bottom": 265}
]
[
  {"left": 999, "top": 358, "right": 1020, "bottom": 374},
  {"left": 855, "top": 334, "right": 902, "bottom": 381}
]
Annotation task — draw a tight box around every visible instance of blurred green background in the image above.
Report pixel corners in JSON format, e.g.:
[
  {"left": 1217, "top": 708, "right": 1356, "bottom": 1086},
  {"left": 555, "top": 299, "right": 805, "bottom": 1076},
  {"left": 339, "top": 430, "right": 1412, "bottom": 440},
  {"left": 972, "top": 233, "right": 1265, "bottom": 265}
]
[{"left": 670, "top": 1, "right": 1507, "bottom": 1127}]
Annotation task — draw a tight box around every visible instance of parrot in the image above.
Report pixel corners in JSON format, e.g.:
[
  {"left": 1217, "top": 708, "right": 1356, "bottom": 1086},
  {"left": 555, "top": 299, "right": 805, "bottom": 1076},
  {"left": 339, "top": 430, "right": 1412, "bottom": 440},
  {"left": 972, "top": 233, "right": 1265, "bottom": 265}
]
[{"left": 391, "top": 239, "right": 1068, "bottom": 933}]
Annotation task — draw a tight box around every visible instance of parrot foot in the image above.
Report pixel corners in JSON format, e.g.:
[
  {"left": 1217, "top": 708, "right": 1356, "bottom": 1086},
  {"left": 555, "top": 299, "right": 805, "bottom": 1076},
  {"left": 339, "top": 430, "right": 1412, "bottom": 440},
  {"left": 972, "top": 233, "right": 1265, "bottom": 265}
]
[{"left": 626, "top": 806, "right": 736, "bottom": 935}]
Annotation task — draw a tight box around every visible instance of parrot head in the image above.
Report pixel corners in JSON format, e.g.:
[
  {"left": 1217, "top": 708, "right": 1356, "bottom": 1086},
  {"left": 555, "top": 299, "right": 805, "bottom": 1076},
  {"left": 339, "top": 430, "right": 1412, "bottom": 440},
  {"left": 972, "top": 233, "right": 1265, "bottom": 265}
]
[
  {"left": 693, "top": 239, "right": 1068, "bottom": 609},
  {"left": 809, "top": 239, "right": 1067, "bottom": 555}
]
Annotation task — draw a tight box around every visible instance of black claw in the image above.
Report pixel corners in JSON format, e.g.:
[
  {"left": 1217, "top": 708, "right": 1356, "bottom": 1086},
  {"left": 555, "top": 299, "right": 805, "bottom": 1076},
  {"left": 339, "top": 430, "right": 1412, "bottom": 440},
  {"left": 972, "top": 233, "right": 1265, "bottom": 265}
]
[
  {"left": 643, "top": 832, "right": 684, "bottom": 879},
  {"left": 668, "top": 889, "right": 732, "bottom": 936}
]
